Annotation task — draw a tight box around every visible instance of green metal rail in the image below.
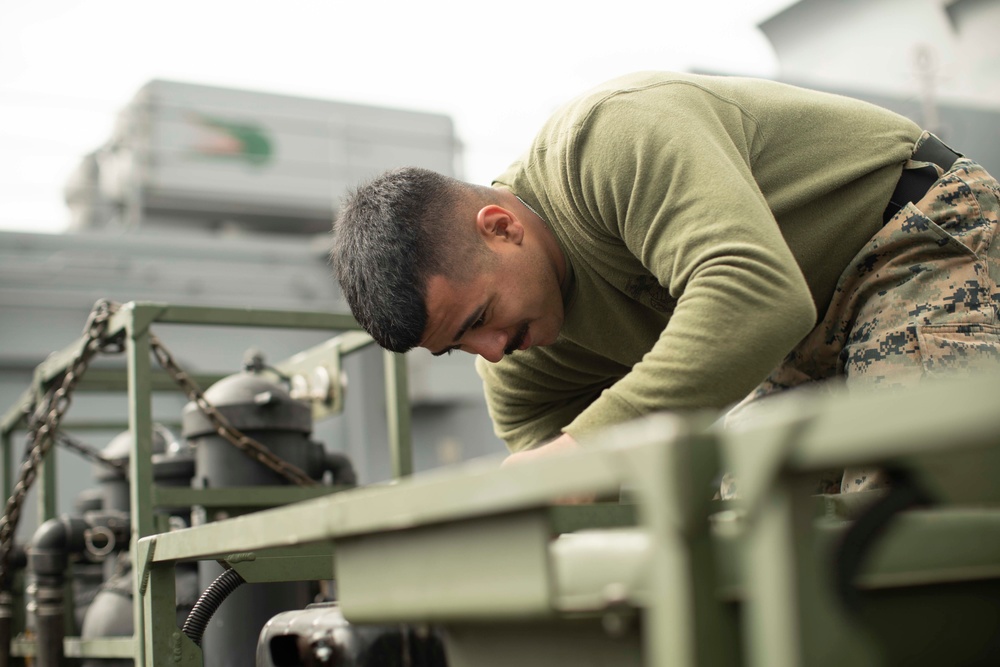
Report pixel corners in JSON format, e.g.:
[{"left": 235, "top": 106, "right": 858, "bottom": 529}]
[
  {"left": 134, "top": 374, "right": 1000, "bottom": 667},
  {"left": 7, "top": 302, "right": 1000, "bottom": 665},
  {"left": 0, "top": 301, "right": 411, "bottom": 663}
]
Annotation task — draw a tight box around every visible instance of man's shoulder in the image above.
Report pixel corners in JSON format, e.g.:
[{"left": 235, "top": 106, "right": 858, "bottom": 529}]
[
  {"left": 558, "top": 71, "right": 759, "bottom": 117},
  {"left": 492, "top": 73, "right": 696, "bottom": 181},
  {"left": 554, "top": 71, "right": 699, "bottom": 122}
]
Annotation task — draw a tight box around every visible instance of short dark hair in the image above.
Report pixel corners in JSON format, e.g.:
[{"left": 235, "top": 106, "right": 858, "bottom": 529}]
[{"left": 332, "top": 167, "right": 494, "bottom": 352}]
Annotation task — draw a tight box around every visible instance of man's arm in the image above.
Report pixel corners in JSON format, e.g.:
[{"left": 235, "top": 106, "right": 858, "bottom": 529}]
[
  {"left": 477, "top": 343, "right": 623, "bottom": 452},
  {"left": 557, "top": 84, "right": 817, "bottom": 443},
  {"left": 485, "top": 81, "right": 817, "bottom": 453}
]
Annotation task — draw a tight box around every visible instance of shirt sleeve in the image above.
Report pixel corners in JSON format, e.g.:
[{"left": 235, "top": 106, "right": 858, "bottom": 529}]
[
  {"left": 477, "top": 340, "right": 626, "bottom": 452},
  {"left": 560, "top": 84, "right": 818, "bottom": 441}
]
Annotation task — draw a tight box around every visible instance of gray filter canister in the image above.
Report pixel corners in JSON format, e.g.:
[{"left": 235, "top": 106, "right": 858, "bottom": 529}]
[
  {"left": 182, "top": 370, "right": 319, "bottom": 667},
  {"left": 182, "top": 370, "right": 323, "bottom": 490}
]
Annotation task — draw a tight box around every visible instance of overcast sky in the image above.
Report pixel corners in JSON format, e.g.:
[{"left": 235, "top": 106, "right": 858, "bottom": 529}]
[{"left": 0, "top": 0, "right": 796, "bottom": 234}]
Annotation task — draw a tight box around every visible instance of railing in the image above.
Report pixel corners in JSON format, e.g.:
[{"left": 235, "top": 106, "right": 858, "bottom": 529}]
[
  {"left": 136, "top": 374, "right": 1000, "bottom": 666},
  {"left": 6, "top": 303, "right": 1000, "bottom": 666},
  {"left": 0, "top": 301, "right": 411, "bottom": 663}
]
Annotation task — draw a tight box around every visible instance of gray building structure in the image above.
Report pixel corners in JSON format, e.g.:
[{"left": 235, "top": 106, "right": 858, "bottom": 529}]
[
  {"left": 0, "top": 81, "right": 501, "bottom": 541},
  {"left": 761, "top": 0, "right": 1000, "bottom": 108},
  {"left": 758, "top": 0, "right": 1000, "bottom": 171}
]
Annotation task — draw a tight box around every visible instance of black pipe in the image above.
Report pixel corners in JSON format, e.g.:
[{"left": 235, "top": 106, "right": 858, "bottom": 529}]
[
  {"left": 0, "top": 547, "right": 25, "bottom": 667},
  {"left": 834, "top": 467, "right": 932, "bottom": 612},
  {"left": 326, "top": 451, "right": 357, "bottom": 486},
  {"left": 181, "top": 568, "right": 246, "bottom": 647},
  {"left": 0, "top": 591, "right": 12, "bottom": 667},
  {"left": 31, "top": 583, "right": 64, "bottom": 667},
  {"left": 27, "top": 516, "right": 88, "bottom": 667}
]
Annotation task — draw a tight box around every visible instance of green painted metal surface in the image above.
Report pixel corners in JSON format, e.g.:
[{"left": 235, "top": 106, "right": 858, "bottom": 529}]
[
  {"left": 225, "top": 542, "right": 336, "bottom": 583},
  {"left": 152, "top": 485, "right": 344, "bottom": 509},
  {"left": 384, "top": 349, "right": 413, "bottom": 478},
  {"left": 336, "top": 510, "right": 555, "bottom": 621},
  {"left": 139, "top": 374, "right": 1000, "bottom": 666},
  {"left": 63, "top": 637, "right": 136, "bottom": 658},
  {"left": 6, "top": 302, "right": 1000, "bottom": 666}
]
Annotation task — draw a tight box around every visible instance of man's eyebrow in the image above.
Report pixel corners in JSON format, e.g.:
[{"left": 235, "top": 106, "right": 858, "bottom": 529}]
[
  {"left": 453, "top": 301, "right": 487, "bottom": 342},
  {"left": 430, "top": 301, "right": 487, "bottom": 356}
]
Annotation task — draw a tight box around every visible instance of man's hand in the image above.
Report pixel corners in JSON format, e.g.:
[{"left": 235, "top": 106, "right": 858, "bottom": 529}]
[
  {"left": 502, "top": 433, "right": 596, "bottom": 504},
  {"left": 502, "top": 432, "right": 581, "bottom": 467}
]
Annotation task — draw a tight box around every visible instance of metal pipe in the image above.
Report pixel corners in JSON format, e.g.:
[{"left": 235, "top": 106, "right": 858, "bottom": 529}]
[
  {"left": 27, "top": 516, "right": 87, "bottom": 667},
  {"left": 31, "top": 582, "right": 64, "bottom": 667},
  {"left": 0, "top": 591, "right": 12, "bottom": 667},
  {"left": 325, "top": 451, "right": 356, "bottom": 486},
  {"left": 0, "top": 548, "right": 24, "bottom": 667}
]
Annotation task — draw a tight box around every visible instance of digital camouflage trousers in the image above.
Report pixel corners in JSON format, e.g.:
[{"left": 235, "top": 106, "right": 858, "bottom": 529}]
[{"left": 724, "top": 132, "right": 1000, "bottom": 497}]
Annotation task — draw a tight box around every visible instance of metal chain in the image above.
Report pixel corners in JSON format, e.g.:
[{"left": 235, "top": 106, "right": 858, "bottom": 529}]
[
  {"left": 0, "top": 299, "right": 122, "bottom": 590},
  {"left": 149, "top": 333, "right": 317, "bottom": 487},
  {"left": 55, "top": 431, "right": 127, "bottom": 473},
  {"left": 0, "top": 300, "right": 318, "bottom": 591}
]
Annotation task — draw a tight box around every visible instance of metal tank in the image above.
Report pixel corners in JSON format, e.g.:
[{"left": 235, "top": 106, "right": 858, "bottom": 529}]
[
  {"left": 182, "top": 361, "right": 350, "bottom": 667},
  {"left": 79, "top": 426, "right": 198, "bottom": 667}
]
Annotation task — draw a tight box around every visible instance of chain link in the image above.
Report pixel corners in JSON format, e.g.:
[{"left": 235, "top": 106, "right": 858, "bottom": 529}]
[
  {"left": 55, "top": 432, "right": 127, "bottom": 473},
  {"left": 0, "top": 299, "right": 121, "bottom": 590},
  {"left": 149, "top": 333, "right": 317, "bottom": 487},
  {"left": 0, "top": 300, "right": 319, "bottom": 591}
]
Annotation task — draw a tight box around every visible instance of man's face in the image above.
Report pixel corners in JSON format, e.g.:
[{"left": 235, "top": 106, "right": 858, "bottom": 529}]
[{"left": 419, "top": 245, "right": 565, "bottom": 363}]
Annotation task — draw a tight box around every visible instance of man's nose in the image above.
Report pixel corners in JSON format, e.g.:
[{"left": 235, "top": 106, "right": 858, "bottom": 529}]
[{"left": 464, "top": 329, "right": 507, "bottom": 363}]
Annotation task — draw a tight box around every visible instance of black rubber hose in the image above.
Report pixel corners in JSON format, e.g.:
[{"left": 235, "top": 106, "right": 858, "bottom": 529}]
[
  {"left": 833, "top": 467, "right": 932, "bottom": 612},
  {"left": 181, "top": 568, "right": 246, "bottom": 647}
]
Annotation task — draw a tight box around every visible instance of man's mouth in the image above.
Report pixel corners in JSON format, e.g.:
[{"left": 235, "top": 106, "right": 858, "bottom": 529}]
[{"left": 504, "top": 322, "right": 531, "bottom": 355}]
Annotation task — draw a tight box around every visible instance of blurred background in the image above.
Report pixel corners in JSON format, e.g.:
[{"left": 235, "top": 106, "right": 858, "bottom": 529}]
[
  {"left": 0, "top": 0, "right": 792, "bottom": 234},
  {"left": 1, "top": 0, "right": 999, "bottom": 537}
]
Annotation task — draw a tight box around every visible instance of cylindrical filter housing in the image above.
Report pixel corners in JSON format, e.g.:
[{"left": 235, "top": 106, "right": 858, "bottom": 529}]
[{"left": 182, "top": 370, "right": 320, "bottom": 667}]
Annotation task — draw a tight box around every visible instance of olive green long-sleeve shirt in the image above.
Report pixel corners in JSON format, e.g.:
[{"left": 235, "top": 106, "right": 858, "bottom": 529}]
[{"left": 479, "top": 71, "right": 922, "bottom": 452}]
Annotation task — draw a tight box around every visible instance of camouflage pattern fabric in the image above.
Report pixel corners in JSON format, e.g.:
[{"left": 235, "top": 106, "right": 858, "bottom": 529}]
[{"left": 723, "top": 132, "right": 1000, "bottom": 499}]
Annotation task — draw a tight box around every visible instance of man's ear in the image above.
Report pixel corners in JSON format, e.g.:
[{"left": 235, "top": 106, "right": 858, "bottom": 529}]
[{"left": 476, "top": 205, "right": 524, "bottom": 244}]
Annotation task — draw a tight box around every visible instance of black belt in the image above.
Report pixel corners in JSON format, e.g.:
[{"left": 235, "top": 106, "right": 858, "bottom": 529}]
[{"left": 882, "top": 134, "right": 963, "bottom": 224}]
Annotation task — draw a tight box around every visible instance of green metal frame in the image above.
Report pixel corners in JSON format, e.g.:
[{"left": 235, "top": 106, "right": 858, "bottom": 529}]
[
  {"left": 8, "top": 302, "right": 1000, "bottom": 666},
  {"left": 134, "top": 375, "right": 1000, "bottom": 667},
  {"left": 134, "top": 413, "right": 723, "bottom": 666},
  {"left": 0, "top": 301, "right": 412, "bottom": 662},
  {"left": 723, "top": 378, "right": 1000, "bottom": 667}
]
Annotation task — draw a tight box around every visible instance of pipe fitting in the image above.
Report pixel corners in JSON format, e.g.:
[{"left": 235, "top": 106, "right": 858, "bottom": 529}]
[
  {"left": 84, "top": 525, "right": 116, "bottom": 559},
  {"left": 325, "top": 452, "right": 357, "bottom": 487},
  {"left": 27, "top": 516, "right": 87, "bottom": 578}
]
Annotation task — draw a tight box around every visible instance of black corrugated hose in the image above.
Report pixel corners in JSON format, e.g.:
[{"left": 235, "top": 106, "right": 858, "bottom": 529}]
[
  {"left": 181, "top": 568, "right": 246, "bottom": 647},
  {"left": 833, "top": 467, "right": 931, "bottom": 612}
]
